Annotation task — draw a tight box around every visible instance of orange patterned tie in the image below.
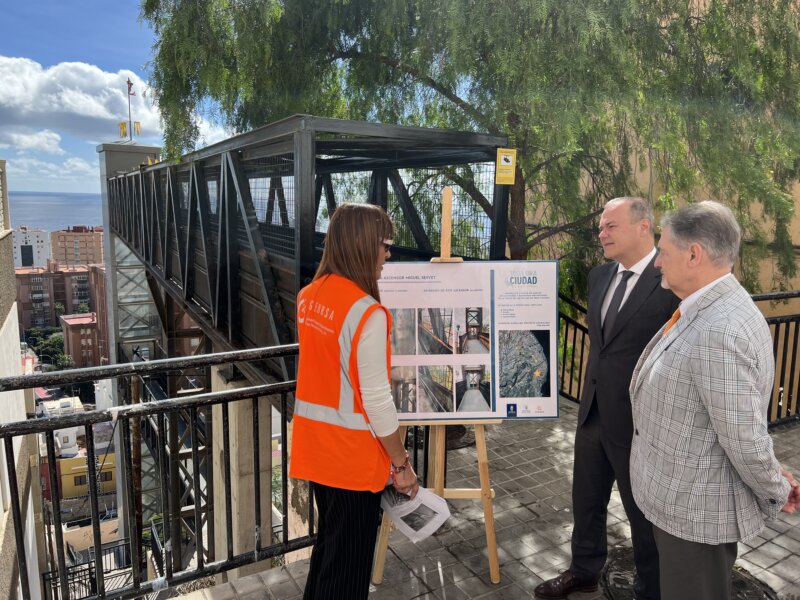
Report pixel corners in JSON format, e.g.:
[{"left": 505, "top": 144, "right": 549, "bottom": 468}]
[{"left": 662, "top": 308, "right": 681, "bottom": 337}]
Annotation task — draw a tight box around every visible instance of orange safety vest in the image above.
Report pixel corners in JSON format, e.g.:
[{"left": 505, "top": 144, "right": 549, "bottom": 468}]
[{"left": 289, "top": 273, "right": 392, "bottom": 492}]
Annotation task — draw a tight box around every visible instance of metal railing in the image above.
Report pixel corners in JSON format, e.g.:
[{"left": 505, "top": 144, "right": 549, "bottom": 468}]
[
  {"left": 0, "top": 345, "right": 318, "bottom": 600},
  {"left": 556, "top": 290, "right": 800, "bottom": 428}
]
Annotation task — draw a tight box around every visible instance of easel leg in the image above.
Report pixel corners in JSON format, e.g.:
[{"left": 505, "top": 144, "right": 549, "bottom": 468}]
[
  {"left": 433, "top": 425, "right": 446, "bottom": 497},
  {"left": 371, "top": 512, "right": 392, "bottom": 585},
  {"left": 475, "top": 424, "right": 500, "bottom": 583},
  {"left": 371, "top": 426, "right": 407, "bottom": 585}
]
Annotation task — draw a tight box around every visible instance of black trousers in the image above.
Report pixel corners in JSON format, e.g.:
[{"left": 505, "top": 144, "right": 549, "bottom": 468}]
[
  {"left": 653, "top": 525, "right": 737, "bottom": 600},
  {"left": 570, "top": 403, "right": 660, "bottom": 600},
  {"left": 303, "top": 482, "right": 382, "bottom": 600}
]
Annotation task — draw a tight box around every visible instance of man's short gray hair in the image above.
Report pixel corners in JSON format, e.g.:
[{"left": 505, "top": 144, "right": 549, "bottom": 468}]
[
  {"left": 606, "top": 197, "right": 655, "bottom": 234},
  {"left": 661, "top": 201, "right": 741, "bottom": 267}
]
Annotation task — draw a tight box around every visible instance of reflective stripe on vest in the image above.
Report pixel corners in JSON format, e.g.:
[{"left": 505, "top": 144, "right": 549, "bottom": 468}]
[
  {"left": 296, "top": 294, "right": 377, "bottom": 431},
  {"left": 293, "top": 398, "right": 371, "bottom": 430}
]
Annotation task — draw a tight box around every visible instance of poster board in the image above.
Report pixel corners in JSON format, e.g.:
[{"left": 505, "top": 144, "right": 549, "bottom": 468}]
[{"left": 379, "top": 260, "right": 559, "bottom": 421}]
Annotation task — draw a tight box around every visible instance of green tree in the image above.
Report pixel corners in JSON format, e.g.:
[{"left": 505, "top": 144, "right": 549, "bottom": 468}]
[
  {"left": 77, "top": 302, "right": 90, "bottom": 314},
  {"left": 35, "top": 333, "right": 66, "bottom": 366},
  {"left": 143, "top": 0, "right": 800, "bottom": 293}
]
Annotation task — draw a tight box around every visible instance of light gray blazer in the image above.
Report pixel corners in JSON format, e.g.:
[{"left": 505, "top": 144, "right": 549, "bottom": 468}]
[{"left": 629, "top": 275, "right": 790, "bottom": 544}]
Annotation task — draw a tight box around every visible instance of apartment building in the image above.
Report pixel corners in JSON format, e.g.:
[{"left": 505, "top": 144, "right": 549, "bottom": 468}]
[
  {"left": 16, "top": 260, "right": 92, "bottom": 331},
  {"left": 50, "top": 225, "right": 103, "bottom": 265},
  {"left": 60, "top": 312, "right": 100, "bottom": 368},
  {"left": 12, "top": 225, "right": 50, "bottom": 268}
]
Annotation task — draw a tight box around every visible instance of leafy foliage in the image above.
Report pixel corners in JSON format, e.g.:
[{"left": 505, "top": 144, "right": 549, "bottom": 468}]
[{"left": 142, "top": 0, "right": 800, "bottom": 293}]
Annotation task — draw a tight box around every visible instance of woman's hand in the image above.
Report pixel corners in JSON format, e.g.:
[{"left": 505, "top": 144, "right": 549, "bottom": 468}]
[{"left": 392, "top": 462, "right": 420, "bottom": 499}]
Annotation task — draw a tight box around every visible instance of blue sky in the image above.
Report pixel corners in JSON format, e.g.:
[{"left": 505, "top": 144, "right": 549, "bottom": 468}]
[{"left": 0, "top": 1, "right": 226, "bottom": 193}]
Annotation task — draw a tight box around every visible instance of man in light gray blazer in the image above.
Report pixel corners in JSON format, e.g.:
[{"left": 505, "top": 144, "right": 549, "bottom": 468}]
[{"left": 629, "top": 201, "right": 799, "bottom": 599}]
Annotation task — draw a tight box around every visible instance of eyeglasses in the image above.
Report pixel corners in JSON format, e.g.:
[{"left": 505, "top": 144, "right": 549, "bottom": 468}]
[{"left": 381, "top": 238, "right": 393, "bottom": 252}]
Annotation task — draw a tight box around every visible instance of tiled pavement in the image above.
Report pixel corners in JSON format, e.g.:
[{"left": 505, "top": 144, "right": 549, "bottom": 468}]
[{"left": 185, "top": 398, "right": 800, "bottom": 599}]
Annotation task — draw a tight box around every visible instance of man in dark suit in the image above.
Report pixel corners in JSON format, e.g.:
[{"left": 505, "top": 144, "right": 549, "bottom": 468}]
[{"left": 535, "top": 197, "right": 680, "bottom": 600}]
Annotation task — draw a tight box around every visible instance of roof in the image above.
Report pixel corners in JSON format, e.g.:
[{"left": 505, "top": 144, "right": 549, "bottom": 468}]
[
  {"left": 60, "top": 313, "right": 97, "bottom": 326},
  {"left": 135, "top": 114, "right": 509, "bottom": 174}
]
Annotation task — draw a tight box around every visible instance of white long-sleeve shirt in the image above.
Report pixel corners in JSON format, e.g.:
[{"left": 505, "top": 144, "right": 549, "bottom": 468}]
[{"left": 357, "top": 309, "right": 400, "bottom": 437}]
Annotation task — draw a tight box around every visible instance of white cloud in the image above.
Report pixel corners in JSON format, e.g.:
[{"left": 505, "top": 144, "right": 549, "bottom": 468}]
[
  {"left": 0, "top": 55, "right": 234, "bottom": 192},
  {"left": 197, "top": 117, "right": 229, "bottom": 148},
  {"left": 1, "top": 129, "right": 64, "bottom": 154},
  {"left": 63, "top": 157, "right": 96, "bottom": 174},
  {"left": 0, "top": 56, "right": 162, "bottom": 144},
  {"left": 8, "top": 156, "right": 99, "bottom": 181}
]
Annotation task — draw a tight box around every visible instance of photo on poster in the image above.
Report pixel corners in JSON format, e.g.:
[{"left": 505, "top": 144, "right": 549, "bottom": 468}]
[
  {"left": 455, "top": 364, "right": 491, "bottom": 412},
  {"left": 498, "top": 330, "right": 550, "bottom": 398},
  {"left": 417, "top": 308, "right": 454, "bottom": 355},
  {"left": 416, "top": 365, "right": 454, "bottom": 412},
  {"left": 391, "top": 366, "right": 418, "bottom": 413},
  {"left": 400, "top": 502, "right": 438, "bottom": 532},
  {"left": 453, "top": 307, "right": 490, "bottom": 355},
  {"left": 390, "top": 308, "right": 417, "bottom": 355}
]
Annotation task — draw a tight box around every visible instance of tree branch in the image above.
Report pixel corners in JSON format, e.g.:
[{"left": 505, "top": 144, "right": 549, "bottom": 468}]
[
  {"left": 524, "top": 208, "right": 603, "bottom": 250},
  {"left": 333, "top": 48, "right": 498, "bottom": 134},
  {"left": 442, "top": 169, "right": 493, "bottom": 217}
]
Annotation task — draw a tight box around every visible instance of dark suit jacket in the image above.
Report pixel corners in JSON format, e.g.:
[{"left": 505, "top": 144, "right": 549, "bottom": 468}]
[{"left": 577, "top": 255, "right": 680, "bottom": 444}]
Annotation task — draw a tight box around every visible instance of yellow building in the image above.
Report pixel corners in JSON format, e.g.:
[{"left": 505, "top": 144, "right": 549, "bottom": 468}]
[{"left": 57, "top": 453, "right": 116, "bottom": 499}]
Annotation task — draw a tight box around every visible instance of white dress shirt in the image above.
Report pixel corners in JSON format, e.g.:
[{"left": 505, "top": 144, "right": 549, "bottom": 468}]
[{"left": 600, "top": 247, "right": 657, "bottom": 326}]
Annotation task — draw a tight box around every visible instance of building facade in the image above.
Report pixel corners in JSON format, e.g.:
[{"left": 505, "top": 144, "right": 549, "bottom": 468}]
[
  {"left": 16, "top": 261, "right": 92, "bottom": 331},
  {"left": 50, "top": 225, "right": 103, "bottom": 266},
  {"left": 12, "top": 226, "right": 50, "bottom": 268},
  {"left": 0, "top": 158, "right": 44, "bottom": 599},
  {"left": 60, "top": 313, "right": 100, "bottom": 368}
]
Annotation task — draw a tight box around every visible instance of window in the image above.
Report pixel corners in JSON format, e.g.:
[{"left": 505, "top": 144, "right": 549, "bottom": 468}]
[
  {"left": 99, "top": 472, "right": 112, "bottom": 482},
  {"left": 74, "top": 475, "right": 87, "bottom": 486},
  {"left": 20, "top": 245, "right": 33, "bottom": 267},
  {"left": 62, "top": 436, "right": 69, "bottom": 444}
]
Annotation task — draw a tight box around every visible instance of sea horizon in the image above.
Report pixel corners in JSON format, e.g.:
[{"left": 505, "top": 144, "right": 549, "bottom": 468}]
[{"left": 8, "top": 190, "right": 103, "bottom": 232}]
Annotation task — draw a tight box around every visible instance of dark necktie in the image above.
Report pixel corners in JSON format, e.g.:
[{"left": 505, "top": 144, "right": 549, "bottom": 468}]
[{"left": 602, "top": 270, "right": 634, "bottom": 341}]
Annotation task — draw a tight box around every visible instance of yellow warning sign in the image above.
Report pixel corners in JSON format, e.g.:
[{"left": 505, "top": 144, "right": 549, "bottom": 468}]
[{"left": 495, "top": 148, "right": 517, "bottom": 185}]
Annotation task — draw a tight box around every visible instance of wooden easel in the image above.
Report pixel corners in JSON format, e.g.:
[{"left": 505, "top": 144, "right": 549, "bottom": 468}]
[{"left": 371, "top": 187, "right": 502, "bottom": 585}]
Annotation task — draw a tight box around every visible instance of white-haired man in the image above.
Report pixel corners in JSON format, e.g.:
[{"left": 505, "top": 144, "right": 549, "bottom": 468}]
[{"left": 629, "top": 200, "right": 799, "bottom": 599}]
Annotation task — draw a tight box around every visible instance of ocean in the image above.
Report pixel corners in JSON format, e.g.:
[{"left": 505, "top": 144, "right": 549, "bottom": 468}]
[{"left": 8, "top": 191, "right": 103, "bottom": 232}]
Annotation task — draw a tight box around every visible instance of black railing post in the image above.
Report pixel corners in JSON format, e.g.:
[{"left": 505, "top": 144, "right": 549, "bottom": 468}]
[
  {"left": 3, "top": 437, "right": 31, "bottom": 598},
  {"left": 84, "top": 424, "right": 106, "bottom": 597}
]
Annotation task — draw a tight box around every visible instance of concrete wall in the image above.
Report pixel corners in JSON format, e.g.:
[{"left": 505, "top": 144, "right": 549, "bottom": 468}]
[
  {"left": 0, "top": 233, "right": 14, "bottom": 323},
  {"left": 0, "top": 305, "right": 42, "bottom": 599}
]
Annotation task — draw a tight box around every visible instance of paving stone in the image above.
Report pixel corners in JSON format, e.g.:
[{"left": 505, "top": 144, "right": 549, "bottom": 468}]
[
  {"left": 453, "top": 575, "right": 497, "bottom": 598},
  {"left": 230, "top": 573, "right": 272, "bottom": 599},
  {"left": 768, "top": 554, "right": 800, "bottom": 585},
  {"left": 773, "top": 533, "right": 800, "bottom": 555},
  {"left": 433, "top": 583, "right": 471, "bottom": 599},
  {"left": 260, "top": 578, "right": 301, "bottom": 599}
]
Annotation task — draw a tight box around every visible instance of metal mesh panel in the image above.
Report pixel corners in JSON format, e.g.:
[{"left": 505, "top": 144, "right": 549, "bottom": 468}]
[
  {"left": 245, "top": 155, "right": 296, "bottom": 256},
  {"left": 311, "top": 164, "right": 495, "bottom": 259},
  {"left": 389, "top": 163, "right": 494, "bottom": 259},
  {"left": 315, "top": 172, "right": 372, "bottom": 232},
  {"left": 206, "top": 179, "right": 218, "bottom": 215}
]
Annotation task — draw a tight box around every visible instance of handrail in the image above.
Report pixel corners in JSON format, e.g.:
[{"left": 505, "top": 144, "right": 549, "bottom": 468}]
[{"left": 2, "top": 347, "right": 311, "bottom": 600}]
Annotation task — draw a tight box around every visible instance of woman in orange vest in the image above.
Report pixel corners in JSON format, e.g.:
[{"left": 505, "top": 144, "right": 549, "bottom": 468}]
[{"left": 291, "top": 203, "right": 419, "bottom": 599}]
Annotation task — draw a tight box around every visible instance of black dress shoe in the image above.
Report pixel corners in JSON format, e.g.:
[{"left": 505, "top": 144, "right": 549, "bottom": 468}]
[{"left": 534, "top": 570, "right": 599, "bottom": 599}]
